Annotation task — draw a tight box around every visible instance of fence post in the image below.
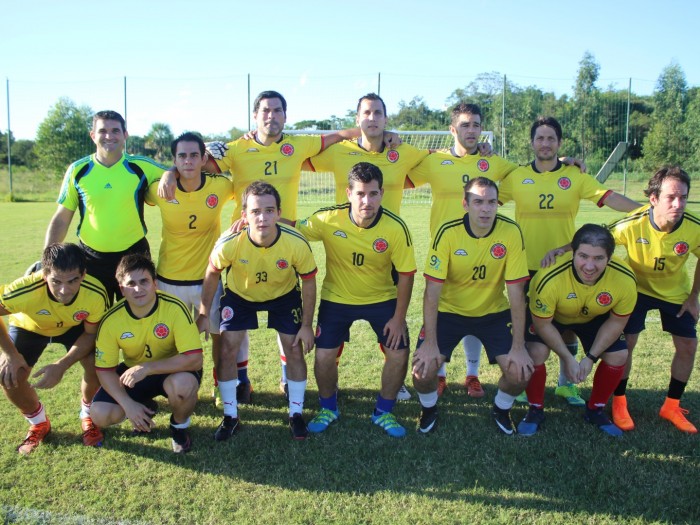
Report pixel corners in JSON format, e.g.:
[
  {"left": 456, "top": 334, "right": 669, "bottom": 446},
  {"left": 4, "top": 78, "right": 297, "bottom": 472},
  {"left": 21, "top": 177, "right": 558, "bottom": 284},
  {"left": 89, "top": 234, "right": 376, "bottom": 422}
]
[
  {"left": 624, "top": 78, "right": 631, "bottom": 196},
  {"left": 6, "top": 77, "right": 12, "bottom": 198},
  {"left": 501, "top": 74, "right": 506, "bottom": 157}
]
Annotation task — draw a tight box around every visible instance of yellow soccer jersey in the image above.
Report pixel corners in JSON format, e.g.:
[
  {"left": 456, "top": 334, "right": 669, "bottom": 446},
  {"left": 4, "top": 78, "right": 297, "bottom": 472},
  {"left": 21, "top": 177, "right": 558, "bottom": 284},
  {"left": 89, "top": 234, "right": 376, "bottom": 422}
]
[
  {"left": 529, "top": 253, "right": 637, "bottom": 325},
  {"left": 408, "top": 148, "right": 517, "bottom": 236},
  {"left": 211, "top": 134, "right": 323, "bottom": 222},
  {"left": 424, "top": 214, "right": 529, "bottom": 316},
  {"left": 609, "top": 205, "right": 700, "bottom": 304},
  {"left": 1, "top": 272, "right": 109, "bottom": 337},
  {"left": 297, "top": 204, "right": 416, "bottom": 305},
  {"left": 209, "top": 224, "right": 317, "bottom": 303},
  {"left": 57, "top": 153, "right": 165, "bottom": 252},
  {"left": 308, "top": 141, "right": 428, "bottom": 214},
  {"left": 146, "top": 173, "right": 234, "bottom": 284},
  {"left": 498, "top": 162, "right": 613, "bottom": 271},
  {"left": 95, "top": 291, "right": 202, "bottom": 369}
]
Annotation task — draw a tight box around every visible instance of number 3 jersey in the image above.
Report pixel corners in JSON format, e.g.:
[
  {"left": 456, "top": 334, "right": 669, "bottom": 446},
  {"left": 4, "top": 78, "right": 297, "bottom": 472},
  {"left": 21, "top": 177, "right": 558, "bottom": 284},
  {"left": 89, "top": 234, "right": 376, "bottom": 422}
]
[
  {"left": 209, "top": 224, "right": 317, "bottom": 303},
  {"left": 297, "top": 204, "right": 416, "bottom": 305},
  {"left": 529, "top": 252, "right": 637, "bottom": 325},
  {"left": 95, "top": 291, "right": 202, "bottom": 369},
  {"left": 146, "top": 173, "right": 234, "bottom": 284},
  {"left": 608, "top": 204, "right": 700, "bottom": 304},
  {"left": 498, "top": 162, "right": 612, "bottom": 271},
  {"left": 424, "top": 214, "right": 529, "bottom": 317}
]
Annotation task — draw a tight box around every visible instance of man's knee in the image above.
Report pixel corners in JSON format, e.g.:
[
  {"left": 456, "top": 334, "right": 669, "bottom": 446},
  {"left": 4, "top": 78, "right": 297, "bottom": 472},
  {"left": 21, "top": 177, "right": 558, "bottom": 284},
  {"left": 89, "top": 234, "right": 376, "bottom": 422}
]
[
  {"left": 165, "top": 373, "right": 199, "bottom": 402},
  {"left": 90, "top": 402, "right": 123, "bottom": 427}
]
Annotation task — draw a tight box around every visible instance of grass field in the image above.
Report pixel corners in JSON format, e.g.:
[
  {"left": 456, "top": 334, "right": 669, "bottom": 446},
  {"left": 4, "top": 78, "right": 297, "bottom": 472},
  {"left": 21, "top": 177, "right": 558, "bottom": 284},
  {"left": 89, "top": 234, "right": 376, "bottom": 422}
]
[{"left": 0, "top": 179, "right": 698, "bottom": 525}]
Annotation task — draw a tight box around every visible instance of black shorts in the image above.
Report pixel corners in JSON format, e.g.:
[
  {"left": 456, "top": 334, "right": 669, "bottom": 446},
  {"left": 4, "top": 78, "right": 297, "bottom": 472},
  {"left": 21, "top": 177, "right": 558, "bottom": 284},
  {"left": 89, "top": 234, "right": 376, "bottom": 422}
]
[
  {"left": 9, "top": 325, "right": 83, "bottom": 367},
  {"left": 315, "top": 299, "right": 409, "bottom": 350},
  {"left": 416, "top": 310, "right": 513, "bottom": 364},
  {"left": 525, "top": 312, "right": 627, "bottom": 354},
  {"left": 219, "top": 286, "right": 302, "bottom": 335},
  {"left": 80, "top": 237, "right": 150, "bottom": 303},
  {"left": 624, "top": 292, "right": 697, "bottom": 338},
  {"left": 92, "top": 363, "right": 202, "bottom": 405}
]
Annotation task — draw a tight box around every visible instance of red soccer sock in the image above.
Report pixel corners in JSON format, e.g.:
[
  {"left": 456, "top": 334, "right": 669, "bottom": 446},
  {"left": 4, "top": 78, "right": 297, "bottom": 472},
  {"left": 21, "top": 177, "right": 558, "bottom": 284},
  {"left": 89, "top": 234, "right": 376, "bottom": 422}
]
[
  {"left": 588, "top": 361, "right": 625, "bottom": 410},
  {"left": 526, "top": 364, "right": 547, "bottom": 408}
]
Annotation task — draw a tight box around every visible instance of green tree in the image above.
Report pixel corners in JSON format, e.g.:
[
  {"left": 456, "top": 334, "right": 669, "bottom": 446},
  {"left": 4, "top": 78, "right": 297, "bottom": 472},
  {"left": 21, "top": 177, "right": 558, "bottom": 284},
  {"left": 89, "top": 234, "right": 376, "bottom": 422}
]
[
  {"left": 643, "top": 62, "right": 688, "bottom": 169},
  {"left": 389, "top": 97, "right": 447, "bottom": 130},
  {"left": 11, "top": 140, "right": 38, "bottom": 168},
  {"left": 145, "top": 122, "right": 174, "bottom": 162},
  {"left": 125, "top": 135, "right": 150, "bottom": 157},
  {"left": 571, "top": 51, "right": 601, "bottom": 162},
  {"left": 35, "top": 97, "right": 93, "bottom": 177}
]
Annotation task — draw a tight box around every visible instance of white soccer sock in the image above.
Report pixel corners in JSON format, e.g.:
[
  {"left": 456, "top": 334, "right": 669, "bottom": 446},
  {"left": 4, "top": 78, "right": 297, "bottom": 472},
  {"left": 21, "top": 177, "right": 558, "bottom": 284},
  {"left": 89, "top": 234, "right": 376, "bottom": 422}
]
[
  {"left": 494, "top": 389, "right": 516, "bottom": 411},
  {"left": 170, "top": 417, "right": 191, "bottom": 429},
  {"left": 79, "top": 399, "right": 91, "bottom": 419},
  {"left": 287, "top": 379, "right": 307, "bottom": 416},
  {"left": 463, "top": 335, "right": 482, "bottom": 377},
  {"left": 417, "top": 390, "right": 439, "bottom": 409},
  {"left": 24, "top": 403, "right": 47, "bottom": 425},
  {"left": 219, "top": 379, "right": 239, "bottom": 417},
  {"left": 437, "top": 362, "right": 447, "bottom": 378}
]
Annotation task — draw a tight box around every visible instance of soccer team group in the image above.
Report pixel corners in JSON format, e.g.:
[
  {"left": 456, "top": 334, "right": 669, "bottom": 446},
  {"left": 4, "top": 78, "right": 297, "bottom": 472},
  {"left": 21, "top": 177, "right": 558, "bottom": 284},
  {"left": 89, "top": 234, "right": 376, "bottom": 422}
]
[{"left": 1, "top": 90, "right": 697, "bottom": 456}]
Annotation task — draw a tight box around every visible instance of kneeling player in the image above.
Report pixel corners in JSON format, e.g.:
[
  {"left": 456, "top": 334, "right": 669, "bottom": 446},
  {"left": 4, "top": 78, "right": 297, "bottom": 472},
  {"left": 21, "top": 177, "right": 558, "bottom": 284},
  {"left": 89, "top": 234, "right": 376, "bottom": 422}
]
[
  {"left": 91, "top": 255, "right": 203, "bottom": 453},
  {"left": 198, "top": 181, "right": 317, "bottom": 441},
  {"left": 412, "top": 177, "right": 532, "bottom": 435},
  {"left": 521, "top": 224, "right": 637, "bottom": 437},
  {"left": 0, "top": 243, "right": 110, "bottom": 454}
]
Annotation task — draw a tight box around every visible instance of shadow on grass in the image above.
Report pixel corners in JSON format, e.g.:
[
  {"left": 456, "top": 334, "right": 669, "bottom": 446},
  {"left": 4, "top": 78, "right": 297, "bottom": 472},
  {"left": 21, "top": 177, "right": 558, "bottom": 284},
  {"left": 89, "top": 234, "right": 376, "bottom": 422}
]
[{"left": 100, "top": 385, "right": 700, "bottom": 523}]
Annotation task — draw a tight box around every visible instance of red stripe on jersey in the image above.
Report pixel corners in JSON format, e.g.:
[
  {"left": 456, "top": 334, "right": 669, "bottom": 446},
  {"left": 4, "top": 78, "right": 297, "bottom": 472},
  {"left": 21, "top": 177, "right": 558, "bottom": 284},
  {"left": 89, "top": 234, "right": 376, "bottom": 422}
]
[
  {"left": 96, "top": 366, "right": 118, "bottom": 372},
  {"left": 597, "top": 190, "right": 614, "bottom": 208},
  {"left": 424, "top": 274, "right": 445, "bottom": 283},
  {"left": 182, "top": 348, "right": 203, "bottom": 356},
  {"left": 399, "top": 269, "right": 417, "bottom": 276},
  {"left": 208, "top": 259, "right": 224, "bottom": 272},
  {"left": 611, "top": 312, "right": 632, "bottom": 318},
  {"left": 299, "top": 268, "right": 318, "bottom": 280},
  {"left": 506, "top": 275, "right": 531, "bottom": 284}
]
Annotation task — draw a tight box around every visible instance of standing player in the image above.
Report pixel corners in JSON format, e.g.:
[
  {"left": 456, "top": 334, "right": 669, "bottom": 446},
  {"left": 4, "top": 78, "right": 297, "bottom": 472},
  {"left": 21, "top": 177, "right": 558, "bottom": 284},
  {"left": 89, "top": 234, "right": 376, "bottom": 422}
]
[
  {"left": 297, "top": 162, "right": 416, "bottom": 438},
  {"left": 146, "top": 132, "right": 233, "bottom": 403},
  {"left": 197, "top": 181, "right": 317, "bottom": 441},
  {"left": 499, "top": 116, "right": 639, "bottom": 406},
  {"left": 0, "top": 243, "right": 110, "bottom": 454},
  {"left": 412, "top": 177, "right": 532, "bottom": 435},
  {"left": 90, "top": 254, "right": 203, "bottom": 454},
  {"left": 608, "top": 166, "right": 699, "bottom": 433},
  {"left": 45, "top": 110, "right": 165, "bottom": 302},
  {"left": 522, "top": 225, "right": 637, "bottom": 436}
]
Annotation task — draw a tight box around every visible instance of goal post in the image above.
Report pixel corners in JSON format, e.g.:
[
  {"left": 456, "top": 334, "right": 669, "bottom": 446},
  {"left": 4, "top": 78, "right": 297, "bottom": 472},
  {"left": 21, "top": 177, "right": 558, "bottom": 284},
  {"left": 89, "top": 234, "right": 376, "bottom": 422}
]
[{"left": 286, "top": 129, "right": 494, "bottom": 206}]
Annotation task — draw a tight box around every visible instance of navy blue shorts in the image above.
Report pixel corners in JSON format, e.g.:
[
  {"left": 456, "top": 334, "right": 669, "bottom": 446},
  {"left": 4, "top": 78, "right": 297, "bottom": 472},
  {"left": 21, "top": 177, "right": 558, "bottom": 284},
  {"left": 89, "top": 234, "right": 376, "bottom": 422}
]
[
  {"left": 417, "top": 310, "right": 513, "bottom": 364},
  {"left": 624, "top": 293, "right": 697, "bottom": 339},
  {"left": 315, "top": 299, "right": 409, "bottom": 350},
  {"left": 9, "top": 325, "right": 84, "bottom": 367},
  {"left": 92, "top": 363, "right": 202, "bottom": 405},
  {"left": 219, "top": 286, "right": 302, "bottom": 335},
  {"left": 526, "top": 312, "right": 627, "bottom": 354}
]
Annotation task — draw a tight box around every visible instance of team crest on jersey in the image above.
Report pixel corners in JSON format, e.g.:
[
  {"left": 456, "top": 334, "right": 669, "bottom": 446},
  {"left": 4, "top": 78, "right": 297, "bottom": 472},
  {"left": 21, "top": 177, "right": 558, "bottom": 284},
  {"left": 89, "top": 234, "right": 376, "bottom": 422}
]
[
  {"left": 522, "top": 179, "right": 535, "bottom": 184},
  {"left": 73, "top": 310, "right": 89, "bottom": 322},
  {"left": 222, "top": 306, "right": 234, "bottom": 321},
  {"left": 418, "top": 326, "right": 426, "bottom": 341},
  {"left": 333, "top": 230, "right": 348, "bottom": 238},
  {"left": 490, "top": 243, "right": 506, "bottom": 259},
  {"left": 315, "top": 325, "right": 322, "bottom": 337},
  {"left": 674, "top": 241, "right": 689, "bottom": 256},
  {"left": 527, "top": 323, "right": 536, "bottom": 335},
  {"left": 567, "top": 293, "right": 577, "bottom": 299},
  {"left": 373, "top": 238, "right": 389, "bottom": 253},
  {"left": 280, "top": 143, "right": 294, "bottom": 156},
  {"left": 206, "top": 194, "right": 219, "bottom": 208},
  {"left": 276, "top": 259, "right": 289, "bottom": 270},
  {"left": 387, "top": 150, "right": 400, "bottom": 163},
  {"left": 120, "top": 332, "right": 135, "bottom": 339},
  {"left": 36, "top": 309, "right": 51, "bottom": 316},
  {"left": 454, "top": 249, "right": 468, "bottom": 256},
  {"left": 477, "top": 159, "right": 489, "bottom": 172},
  {"left": 596, "top": 292, "right": 613, "bottom": 307},
  {"left": 154, "top": 323, "right": 170, "bottom": 339},
  {"left": 441, "top": 160, "right": 454, "bottom": 165},
  {"left": 558, "top": 177, "right": 572, "bottom": 190}
]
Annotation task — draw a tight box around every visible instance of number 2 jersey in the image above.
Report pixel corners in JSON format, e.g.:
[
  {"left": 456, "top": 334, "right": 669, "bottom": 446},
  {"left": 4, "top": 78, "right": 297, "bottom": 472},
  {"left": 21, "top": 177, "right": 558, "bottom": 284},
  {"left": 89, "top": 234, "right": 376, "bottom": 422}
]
[
  {"left": 498, "top": 162, "right": 612, "bottom": 271},
  {"left": 608, "top": 204, "right": 700, "bottom": 304},
  {"left": 297, "top": 204, "right": 416, "bottom": 305}
]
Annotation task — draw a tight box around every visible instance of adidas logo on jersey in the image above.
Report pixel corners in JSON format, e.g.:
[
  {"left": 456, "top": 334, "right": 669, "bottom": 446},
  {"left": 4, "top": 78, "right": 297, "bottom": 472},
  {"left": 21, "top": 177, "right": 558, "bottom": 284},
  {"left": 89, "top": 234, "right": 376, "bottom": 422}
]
[
  {"left": 635, "top": 237, "right": 650, "bottom": 244},
  {"left": 36, "top": 309, "right": 51, "bottom": 316},
  {"left": 566, "top": 293, "right": 577, "bottom": 299},
  {"left": 441, "top": 160, "right": 454, "bottom": 165},
  {"left": 120, "top": 332, "right": 135, "bottom": 339},
  {"left": 239, "top": 259, "right": 249, "bottom": 264},
  {"left": 454, "top": 249, "right": 468, "bottom": 256},
  {"left": 522, "top": 179, "right": 535, "bottom": 184},
  {"left": 333, "top": 230, "right": 348, "bottom": 238},
  {"left": 104, "top": 183, "right": 113, "bottom": 189}
]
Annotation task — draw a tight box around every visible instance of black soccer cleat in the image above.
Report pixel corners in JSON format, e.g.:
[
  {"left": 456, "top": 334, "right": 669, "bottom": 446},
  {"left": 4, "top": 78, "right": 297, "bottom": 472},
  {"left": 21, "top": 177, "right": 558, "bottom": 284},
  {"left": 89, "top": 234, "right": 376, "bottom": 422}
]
[
  {"left": 214, "top": 415, "right": 240, "bottom": 441},
  {"left": 417, "top": 406, "right": 438, "bottom": 434},
  {"left": 491, "top": 404, "right": 515, "bottom": 435},
  {"left": 288, "top": 413, "right": 308, "bottom": 440}
]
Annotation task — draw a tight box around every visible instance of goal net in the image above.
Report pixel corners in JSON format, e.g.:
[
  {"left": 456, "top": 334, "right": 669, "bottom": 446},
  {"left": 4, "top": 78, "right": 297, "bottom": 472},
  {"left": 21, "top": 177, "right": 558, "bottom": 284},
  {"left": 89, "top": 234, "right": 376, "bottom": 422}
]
[{"left": 288, "top": 130, "right": 494, "bottom": 207}]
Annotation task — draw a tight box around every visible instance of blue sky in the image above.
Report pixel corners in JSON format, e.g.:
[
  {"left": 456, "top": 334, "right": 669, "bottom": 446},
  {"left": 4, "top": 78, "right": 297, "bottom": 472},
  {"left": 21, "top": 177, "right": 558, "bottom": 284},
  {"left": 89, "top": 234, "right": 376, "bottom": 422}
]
[{"left": 2, "top": 0, "right": 698, "bottom": 139}]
